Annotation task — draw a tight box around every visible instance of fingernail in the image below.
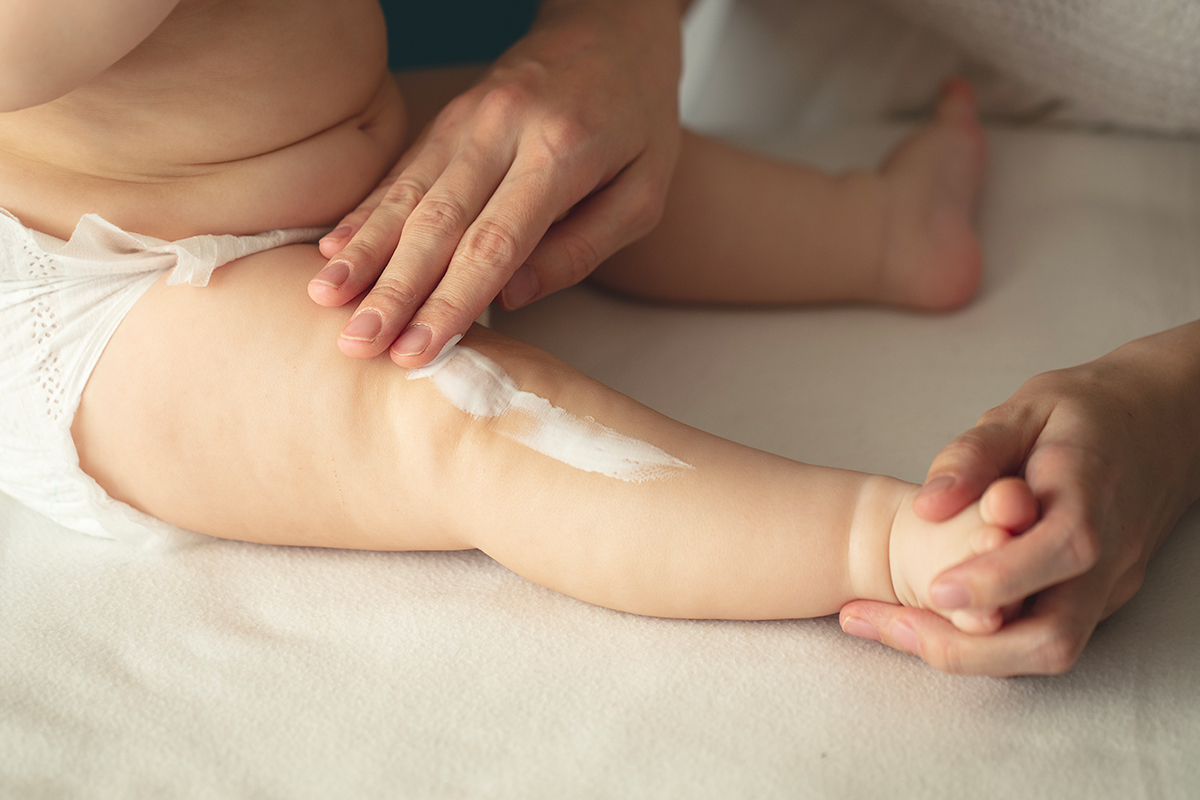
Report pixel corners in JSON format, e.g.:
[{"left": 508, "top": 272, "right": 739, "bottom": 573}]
[
  {"left": 916, "top": 475, "right": 955, "bottom": 502},
  {"left": 931, "top": 581, "right": 971, "bottom": 610},
  {"left": 392, "top": 324, "right": 432, "bottom": 356},
  {"left": 341, "top": 311, "right": 383, "bottom": 342},
  {"left": 323, "top": 225, "right": 353, "bottom": 242},
  {"left": 891, "top": 621, "right": 922, "bottom": 657},
  {"left": 312, "top": 261, "right": 351, "bottom": 290},
  {"left": 501, "top": 264, "right": 539, "bottom": 309},
  {"left": 841, "top": 616, "right": 882, "bottom": 642}
]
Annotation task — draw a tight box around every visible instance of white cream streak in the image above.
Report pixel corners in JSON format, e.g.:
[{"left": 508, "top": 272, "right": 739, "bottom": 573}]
[{"left": 407, "top": 336, "right": 693, "bottom": 482}]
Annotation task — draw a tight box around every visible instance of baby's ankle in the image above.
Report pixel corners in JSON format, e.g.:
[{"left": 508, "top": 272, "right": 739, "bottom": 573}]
[
  {"left": 834, "top": 170, "right": 892, "bottom": 304},
  {"left": 847, "top": 475, "right": 910, "bottom": 606}
]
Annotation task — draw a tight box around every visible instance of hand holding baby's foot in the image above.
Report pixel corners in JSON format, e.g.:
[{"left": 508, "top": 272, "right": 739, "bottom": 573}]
[
  {"left": 874, "top": 78, "right": 988, "bottom": 311},
  {"left": 889, "top": 477, "right": 1038, "bottom": 634}
]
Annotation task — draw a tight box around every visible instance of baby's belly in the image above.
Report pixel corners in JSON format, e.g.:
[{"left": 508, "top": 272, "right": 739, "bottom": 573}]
[{"left": 0, "top": 77, "right": 407, "bottom": 242}]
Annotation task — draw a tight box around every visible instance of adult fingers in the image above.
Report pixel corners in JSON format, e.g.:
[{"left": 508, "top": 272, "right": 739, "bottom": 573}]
[
  {"left": 387, "top": 141, "right": 611, "bottom": 365},
  {"left": 308, "top": 131, "right": 448, "bottom": 309},
  {"left": 929, "top": 443, "right": 1102, "bottom": 612},
  {"left": 928, "top": 503, "right": 1092, "bottom": 614},
  {"left": 937, "top": 478, "right": 1038, "bottom": 635},
  {"left": 315, "top": 184, "right": 384, "bottom": 261},
  {"left": 338, "top": 138, "right": 517, "bottom": 360},
  {"left": 312, "top": 136, "right": 429, "bottom": 262},
  {"left": 840, "top": 578, "right": 1107, "bottom": 676},
  {"left": 911, "top": 402, "right": 1048, "bottom": 522},
  {"left": 497, "top": 154, "right": 668, "bottom": 310}
]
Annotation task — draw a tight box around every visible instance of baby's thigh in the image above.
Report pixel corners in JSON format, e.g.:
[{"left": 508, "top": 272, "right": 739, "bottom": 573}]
[{"left": 73, "top": 244, "right": 458, "bottom": 548}]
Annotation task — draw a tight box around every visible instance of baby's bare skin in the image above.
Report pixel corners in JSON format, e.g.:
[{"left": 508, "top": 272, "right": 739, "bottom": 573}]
[
  {"left": 1, "top": 0, "right": 1031, "bottom": 626},
  {"left": 0, "top": 0, "right": 405, "bottom": 240},
  {"left": 74, "top": 245, "right": 1026, "bottom": 620},
  {"left": 591, "top": 81, "right": 986, "bottom": 311}
]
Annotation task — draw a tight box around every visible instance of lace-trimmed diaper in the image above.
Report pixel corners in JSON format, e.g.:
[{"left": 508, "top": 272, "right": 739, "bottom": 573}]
[{"left": 0, "top": 210, "right": 325, "bottom": 548}]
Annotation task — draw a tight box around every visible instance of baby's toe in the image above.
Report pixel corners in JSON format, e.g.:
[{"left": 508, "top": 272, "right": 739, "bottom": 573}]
[{"left": 936, "top": 78, "right": 978, "bottom": 125}]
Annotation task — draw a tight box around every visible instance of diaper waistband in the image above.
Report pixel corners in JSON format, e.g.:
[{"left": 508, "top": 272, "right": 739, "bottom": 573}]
[{"left": 1, "top": 209, "right": 328, "bottom": 287}]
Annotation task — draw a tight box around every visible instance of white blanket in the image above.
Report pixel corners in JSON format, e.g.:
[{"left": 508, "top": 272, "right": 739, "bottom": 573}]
[{"left": 5, "top": 0, "right": 1200, "bottom": 792}]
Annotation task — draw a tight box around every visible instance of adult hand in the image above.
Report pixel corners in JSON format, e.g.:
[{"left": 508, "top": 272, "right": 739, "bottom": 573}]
[
  {"left": 839, "top": 321, "right": 1200, "bottom": 676},
  {"left": 310, "top": 0, "right": 687, "bottom": 366}
]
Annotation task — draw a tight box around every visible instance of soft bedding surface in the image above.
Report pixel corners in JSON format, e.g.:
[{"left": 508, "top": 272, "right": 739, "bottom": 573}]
[
  {"left": 3, "top": 122, "right": 1199, "bottom": 799},
  {"left": 6, "top": 0, "right": 1200, "bottom": 793}
]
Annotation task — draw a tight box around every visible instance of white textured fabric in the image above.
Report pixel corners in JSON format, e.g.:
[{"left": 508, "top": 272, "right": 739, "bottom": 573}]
[
  {"left": 2, "top": 124, "right": 1199, "bottom": 799},
  {"left": 5, "top": 4, "right": 1200, "bottom": 790},
  {"left": 882, "top": 0, "right": 1200, "bottom": 132},
  {"left": 0, "top": 211, "right": 325, "bottom": 547},
  {"left": 682, "top": 0, "right": 1200, "bottom": 134}
]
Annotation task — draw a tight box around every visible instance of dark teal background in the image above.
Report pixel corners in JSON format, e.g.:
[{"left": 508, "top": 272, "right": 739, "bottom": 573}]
[{"left": 380, "top": 0, "right": 540, "bottom": 71}]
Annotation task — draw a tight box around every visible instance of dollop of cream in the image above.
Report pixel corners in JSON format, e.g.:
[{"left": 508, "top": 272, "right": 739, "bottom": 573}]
[{"left": 407, "top": 336, "right": 692, "bottom": 482}]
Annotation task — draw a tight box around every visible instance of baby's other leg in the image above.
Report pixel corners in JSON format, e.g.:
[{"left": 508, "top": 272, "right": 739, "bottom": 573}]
[
  {"left": 888, "top": 477, "right": 1039, "bottom": 634},
  {"left": 591, "top": 80, "right": 986, "bottom": 311}
]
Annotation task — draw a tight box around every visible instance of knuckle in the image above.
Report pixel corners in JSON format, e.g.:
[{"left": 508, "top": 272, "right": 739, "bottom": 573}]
[
  {"left": 976, "top": 393, "right": 1041, "bottom": 433},
  {"left": 941, "top": 429, "right": 994, "bottom": 468},
  {"left": 406, "top": 196, "right": 469, "bottom": 240},
  {"left": 1056, "top": 519, "right": 1101, "bottom": 575},
  {"left": 460, "top": 218, "right": 520, "bottom": 267},
  {"left": 418, "top": 292, "right": 472, "bottom": 326},
  {"left": 1020, "top": 371, "right": 1057, "bottom": 395},
  {"left": 341, "top": 205, "right": 375, "bottom": 228},
  {"left": 478, "top": 84, "right": 531, "bottom": 126},
  {"left": 975, "top": 401, "right": 1011, "bottom": 428},
  {"left": 554, "top": 230, "right": 603, "bottom": 285},
  {"left": 383, "top": 178, "right": 426, "bottom": 211},
  {"left": 533, "top": 113, "right": 592, "bottom": 164},
  {"left": 1022, "top": 367, "right": 1078, "bottom": 398},
  {"left": 367, "top": 277, "right": 422, "bottom": 312},
  {"left": 922, "top": 637, "right": 970, "bottom": 676},
  {"left": 338, "top": 237, "right": 393, "bottom": 274},
  {"left": 1032, "top": 625, "right": 1085, "bottom": 674},
  {"left": 628, "top": 189, "right": 666, "bottom": 236}
]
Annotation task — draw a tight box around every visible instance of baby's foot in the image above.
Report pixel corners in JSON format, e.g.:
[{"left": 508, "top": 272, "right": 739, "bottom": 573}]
[
  {"left": 874, "top": 78, "right": 988, "bottom": 311},
  {"left": 888, "top": 477, "right": 1037, "bottom": 634}
]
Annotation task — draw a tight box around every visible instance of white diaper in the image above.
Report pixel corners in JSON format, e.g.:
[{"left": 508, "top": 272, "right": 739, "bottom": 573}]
[{"left": 0, "top": 209, "right": 326, "bottom": 547}]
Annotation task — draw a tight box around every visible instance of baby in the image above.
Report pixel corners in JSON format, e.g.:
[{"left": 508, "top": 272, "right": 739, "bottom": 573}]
[{"left": 0, "top": 0, "right": 1034, "bottom": 632}]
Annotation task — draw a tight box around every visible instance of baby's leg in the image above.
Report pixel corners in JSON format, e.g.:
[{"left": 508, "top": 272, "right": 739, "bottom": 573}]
[
  {"left": 73, "top": 244, "right": 1014, "bottom": 620},
  {"left": 591, "top": 80, "right": 986, "bottom": 312}
]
